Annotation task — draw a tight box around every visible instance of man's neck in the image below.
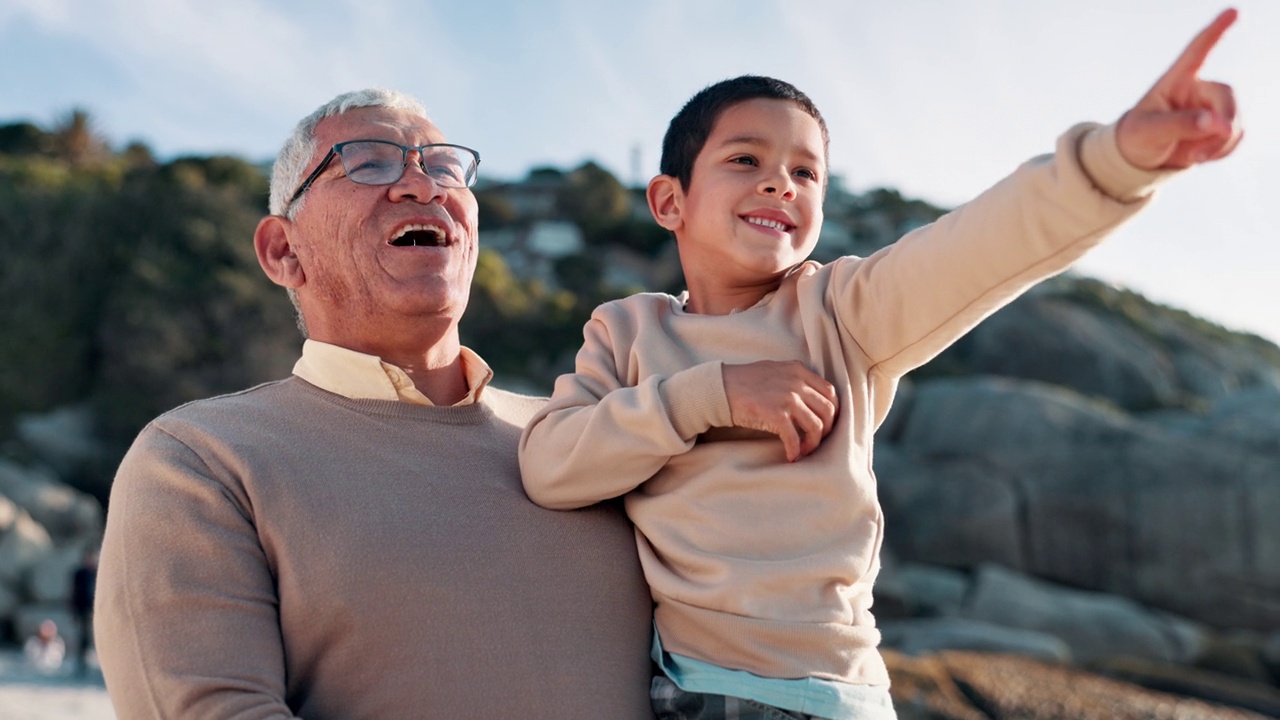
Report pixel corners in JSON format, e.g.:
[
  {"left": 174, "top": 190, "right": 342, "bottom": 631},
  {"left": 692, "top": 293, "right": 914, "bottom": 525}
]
[
  {"left": 390, "top": 350, "right": 469, "bottom": 406},
  {"left": 312, "top": 323, "right": 469, "bottom": 406}
]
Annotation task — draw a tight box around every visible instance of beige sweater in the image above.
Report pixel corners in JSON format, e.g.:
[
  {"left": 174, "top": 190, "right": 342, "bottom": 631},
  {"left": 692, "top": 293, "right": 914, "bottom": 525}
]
[
  {"left": 97, "top": 377, "right": 654, "bottom": 719},
  {"left": 520, "top": 123, "right": 1166, "bottom": 686}
]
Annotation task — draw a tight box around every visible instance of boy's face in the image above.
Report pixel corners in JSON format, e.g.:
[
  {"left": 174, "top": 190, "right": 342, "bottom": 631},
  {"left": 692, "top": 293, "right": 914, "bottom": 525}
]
[{"left": 661, "top": 98, "right": 825, "bottom": 300}]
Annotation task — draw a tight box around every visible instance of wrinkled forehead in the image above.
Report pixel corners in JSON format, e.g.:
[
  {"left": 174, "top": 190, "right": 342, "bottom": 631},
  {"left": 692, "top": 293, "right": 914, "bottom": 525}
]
[{"left": 314, "top": 106, "right": 446, "bottom": 150}]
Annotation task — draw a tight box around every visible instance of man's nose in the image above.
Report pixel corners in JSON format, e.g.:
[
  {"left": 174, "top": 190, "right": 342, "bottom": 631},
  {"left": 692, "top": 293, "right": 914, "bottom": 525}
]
[{"left": 389, "top": 153, "right": 446, "bottom": 203}]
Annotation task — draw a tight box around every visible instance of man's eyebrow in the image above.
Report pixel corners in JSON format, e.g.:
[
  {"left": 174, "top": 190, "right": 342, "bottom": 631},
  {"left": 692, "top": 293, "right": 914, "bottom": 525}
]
[{"left": 717, "top": 135, "right": 823, "bottom": 164}]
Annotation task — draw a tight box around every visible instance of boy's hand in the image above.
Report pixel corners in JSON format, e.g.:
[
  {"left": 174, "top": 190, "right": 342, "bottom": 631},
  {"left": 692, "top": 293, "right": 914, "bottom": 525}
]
[
  {"left": 1116, "top": 8, "right": 1243, "bottom": 170},
  {"left": 723, "top": 361, "right": 838, "bottom": 462}
]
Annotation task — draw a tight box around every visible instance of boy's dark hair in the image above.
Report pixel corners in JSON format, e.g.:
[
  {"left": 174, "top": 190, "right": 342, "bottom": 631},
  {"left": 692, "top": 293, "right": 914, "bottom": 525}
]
[{"left": 659, "top": 75, "right": 830, "bottom": 190}]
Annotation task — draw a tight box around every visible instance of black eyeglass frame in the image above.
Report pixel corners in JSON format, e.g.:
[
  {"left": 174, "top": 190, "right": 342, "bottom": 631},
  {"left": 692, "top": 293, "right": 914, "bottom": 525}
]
[{"left": 287, "top": 140, "right": 481, "bottom": 207}]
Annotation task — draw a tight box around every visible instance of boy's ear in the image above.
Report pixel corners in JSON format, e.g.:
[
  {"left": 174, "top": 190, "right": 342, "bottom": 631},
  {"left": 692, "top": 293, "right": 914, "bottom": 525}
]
[
  {"left": 254, "top": 215, "right": 306, "bottom": 289},
  {"left": 646, "top": 174, "right": 684, "bottom": 233}
]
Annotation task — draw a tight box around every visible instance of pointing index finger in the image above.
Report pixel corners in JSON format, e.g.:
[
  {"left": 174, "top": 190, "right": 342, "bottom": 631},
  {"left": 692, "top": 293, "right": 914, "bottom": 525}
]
[{"left": 1163, "top": 8, "right": 1238, "bottom": 84}]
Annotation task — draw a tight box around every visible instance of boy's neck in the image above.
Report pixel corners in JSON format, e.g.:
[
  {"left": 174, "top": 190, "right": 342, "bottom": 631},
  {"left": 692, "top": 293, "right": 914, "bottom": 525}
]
[{"left": 684, "top": 277, "right": 783, "bottom": 315}]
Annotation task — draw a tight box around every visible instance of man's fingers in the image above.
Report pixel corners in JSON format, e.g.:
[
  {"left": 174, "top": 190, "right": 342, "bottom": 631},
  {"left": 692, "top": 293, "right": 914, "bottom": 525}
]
[{"left": 1161, "top": 8, "right": 1237, "bottom": 86}]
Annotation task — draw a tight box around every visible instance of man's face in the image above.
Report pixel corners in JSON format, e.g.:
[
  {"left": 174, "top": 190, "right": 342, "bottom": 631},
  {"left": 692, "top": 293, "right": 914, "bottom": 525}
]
[
  {"left": 674, "top": 98, "right": 825, "bottom": 294},
  {"left": 286, "top": 106, "right": 480, "bottom": 346}
]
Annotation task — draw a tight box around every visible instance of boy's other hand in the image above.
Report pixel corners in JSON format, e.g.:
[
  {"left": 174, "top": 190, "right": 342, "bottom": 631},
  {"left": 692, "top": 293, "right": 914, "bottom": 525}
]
[
  {"left": 1116, "top": 7, "right": 1242, "bottom": 170},
  {"left": 723, "top": 361, "right": 838, "bottom": 462}
]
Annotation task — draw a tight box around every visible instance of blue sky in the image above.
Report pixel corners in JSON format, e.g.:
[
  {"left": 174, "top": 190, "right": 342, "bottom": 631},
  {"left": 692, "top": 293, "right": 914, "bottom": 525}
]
[{"left": 3, "top": 0, "right": 1276, "bottom": 346}]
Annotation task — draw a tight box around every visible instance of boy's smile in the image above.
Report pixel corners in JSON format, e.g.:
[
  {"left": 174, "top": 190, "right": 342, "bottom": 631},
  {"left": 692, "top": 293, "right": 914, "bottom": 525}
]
[
  {"left": 742, "top": 208, "right": 797, "bottom": 234},
  {"left": 650, "top": 98, "right": 826, "bottom": 315}
]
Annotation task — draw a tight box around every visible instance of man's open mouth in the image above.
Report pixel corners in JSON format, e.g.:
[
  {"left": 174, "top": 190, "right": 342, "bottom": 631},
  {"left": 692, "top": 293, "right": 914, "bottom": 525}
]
[{"left": 389, "top": 224, "right": 448, "bottom": 247}]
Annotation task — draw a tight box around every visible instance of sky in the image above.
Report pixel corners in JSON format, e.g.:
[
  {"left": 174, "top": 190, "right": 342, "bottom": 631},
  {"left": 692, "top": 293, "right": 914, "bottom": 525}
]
[{"left": 2, "top": 0, "right": 1276, "bottom": 346}]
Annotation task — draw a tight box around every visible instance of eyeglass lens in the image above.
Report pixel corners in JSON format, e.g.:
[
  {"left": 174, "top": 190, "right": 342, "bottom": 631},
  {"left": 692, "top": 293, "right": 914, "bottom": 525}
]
[{"left": 340, "top": 141, "right": 477, "bottom": 188}]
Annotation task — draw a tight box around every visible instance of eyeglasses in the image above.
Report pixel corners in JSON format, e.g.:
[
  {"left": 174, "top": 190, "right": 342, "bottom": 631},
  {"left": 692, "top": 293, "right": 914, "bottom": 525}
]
[{"left": 288, "top": 140, "right": 481, "bottom": 206}]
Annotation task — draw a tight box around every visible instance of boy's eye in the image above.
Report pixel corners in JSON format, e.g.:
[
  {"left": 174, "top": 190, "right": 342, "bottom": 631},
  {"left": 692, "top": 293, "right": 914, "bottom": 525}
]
[
  {"left": 729, "top": 155, "right": 757, "bottom": 166},
  {"left": 794, "top": 168, "right": 818, "bottom": 181}
]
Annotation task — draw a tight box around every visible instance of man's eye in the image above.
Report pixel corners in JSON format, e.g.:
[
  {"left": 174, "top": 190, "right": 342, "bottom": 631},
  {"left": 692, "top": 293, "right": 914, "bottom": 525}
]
[
  {"left": 427, "top": 163, "right": 464, "bottom": 181},
  {"left": 348, "top": 157, "right": 397, "bottom": 178}
]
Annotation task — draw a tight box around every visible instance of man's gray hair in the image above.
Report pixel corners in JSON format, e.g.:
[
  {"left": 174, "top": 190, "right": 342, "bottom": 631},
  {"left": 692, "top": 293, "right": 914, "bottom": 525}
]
[
  {"left": 268, "top": 88, "right": 430, "bottom": 336},
  {"left": 269, "top": 87, "right": 431, "bottom": 219}
]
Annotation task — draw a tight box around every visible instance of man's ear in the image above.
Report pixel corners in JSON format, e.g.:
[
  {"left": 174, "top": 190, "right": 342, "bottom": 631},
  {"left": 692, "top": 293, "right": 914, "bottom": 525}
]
[
  {"left": 646, "top": 175, "right": 684, "bottom": 233},
  {"left": 254, "top": 215, "right": 305, "bottom": 289}
]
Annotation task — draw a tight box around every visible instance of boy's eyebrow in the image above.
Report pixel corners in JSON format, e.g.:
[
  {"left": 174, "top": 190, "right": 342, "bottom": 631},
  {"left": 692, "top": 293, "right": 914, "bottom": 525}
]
[{"left": 717, "top": 134, "right": 824, "bottom": 164}]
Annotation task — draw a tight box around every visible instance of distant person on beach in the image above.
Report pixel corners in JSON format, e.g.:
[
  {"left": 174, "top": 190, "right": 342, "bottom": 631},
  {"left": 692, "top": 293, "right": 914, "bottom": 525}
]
[
  {"left": 94, "top": 88, "right": 653, "bottom": 718},
  {"left": 519, "top": 10, "right": 1242, "bottom": 720},
  {"left": 24, "top": 619, "right": 65, "bottom": 674},
  {"left": 70, "top": 547, "right": 97, "bottom": 675}
]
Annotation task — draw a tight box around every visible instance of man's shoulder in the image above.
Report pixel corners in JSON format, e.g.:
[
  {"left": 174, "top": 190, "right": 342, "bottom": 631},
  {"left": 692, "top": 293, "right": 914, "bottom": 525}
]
[
  {"left": 161, "top": 376, "right": 302, "bottom": 415},
  {"left": 146, "top": 376, "right": 315, "bottom": 439},
  {"left": 116, "top": 378, "right": 316, "bottom": 483}
]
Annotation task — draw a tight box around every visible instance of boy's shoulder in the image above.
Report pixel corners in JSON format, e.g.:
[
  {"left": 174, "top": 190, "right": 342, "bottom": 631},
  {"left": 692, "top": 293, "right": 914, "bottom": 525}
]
[{"left": 592, "top": 291, "right": 684, "bottom": 319}]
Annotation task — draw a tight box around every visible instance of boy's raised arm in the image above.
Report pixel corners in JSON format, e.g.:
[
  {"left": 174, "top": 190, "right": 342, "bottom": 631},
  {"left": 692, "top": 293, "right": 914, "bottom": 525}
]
[{"left": 1115, "top": 8, "right": 1242, "bottom": 171}]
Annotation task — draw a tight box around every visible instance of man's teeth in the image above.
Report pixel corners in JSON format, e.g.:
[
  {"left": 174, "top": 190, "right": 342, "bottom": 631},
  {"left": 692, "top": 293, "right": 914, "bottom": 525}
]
[
  {"left": 391, "top": 224, "right": 447, "bottom": 246},
  {"left": 745, "top": 217, "right": 790, "bottom": 231}
]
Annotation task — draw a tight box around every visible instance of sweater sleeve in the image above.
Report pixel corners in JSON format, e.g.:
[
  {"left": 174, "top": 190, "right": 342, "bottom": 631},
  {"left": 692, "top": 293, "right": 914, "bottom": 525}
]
[
  {"left": 95, "top": 424, "right": 299, "bottom": 720},
  {"left": 519, "top": 308, "right": 732, "bottom": 510},
  {"left": 830, "top": 122, "right": 1172, "bottom": 383}
]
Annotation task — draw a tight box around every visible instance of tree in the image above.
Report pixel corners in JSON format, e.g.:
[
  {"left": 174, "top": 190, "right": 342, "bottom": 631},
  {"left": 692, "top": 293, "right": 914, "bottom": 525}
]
[
  {"left": 556, "top": 161, "right": 630, "bottom": 245},
  {"left": 0, "top": 121, "right": 52, "bottom": 155},
  {"left": 51, "top": 108, "right": 110, "bottom": 166}
]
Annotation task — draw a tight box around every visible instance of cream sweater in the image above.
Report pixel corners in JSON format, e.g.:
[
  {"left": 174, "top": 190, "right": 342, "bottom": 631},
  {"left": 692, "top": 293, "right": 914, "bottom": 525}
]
[
  {"left": 97, "top": 377, "right": 654, "bottom": 719},
  {"left": 520, "top": 123, "right": 1167, "bottom": 686}
]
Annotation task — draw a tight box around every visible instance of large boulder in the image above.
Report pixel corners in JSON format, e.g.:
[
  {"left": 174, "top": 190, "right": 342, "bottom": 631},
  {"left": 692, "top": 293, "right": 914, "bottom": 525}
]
[
  {"left": 881, "top": 617, "right": 1072, "bottom": 663},
  {"left": 957, "top": 564, "right": 1207, "bottom": 665},
  {"left": 1264, "top": 632, "right": 1280, "bottom": 684},
  {"left": 945, "top": 287, "right": 1181, "bottom": 411},
  {"left": 924, "top": 276, "right": 1280, "bottom": 411},
  {"left": 15, "top": 403, "right": 105, "bottom": 479},
  {"left": 874, "top": 445, "right": 1027, "bottom": 571},
  {"left": 875, "top": 561, "right": 971, "bottom": 618},
  {"left": 1202, "top": 386, "right": 1280, "bottom": 454},
  {"left": 0, "top": 494, "right": 53, "bottom": 587},
  {"left": 0, "top": 458, "right": 102, "bottom": 541},
  {"left": 879, "top": 376, "right": 1280, "bottom": 631}
]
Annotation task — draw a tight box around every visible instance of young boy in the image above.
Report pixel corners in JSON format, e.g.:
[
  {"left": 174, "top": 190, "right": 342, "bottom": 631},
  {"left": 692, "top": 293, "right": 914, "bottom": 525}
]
[{"left": 519, "top": 11, "right": 1241, "bottom": 720}]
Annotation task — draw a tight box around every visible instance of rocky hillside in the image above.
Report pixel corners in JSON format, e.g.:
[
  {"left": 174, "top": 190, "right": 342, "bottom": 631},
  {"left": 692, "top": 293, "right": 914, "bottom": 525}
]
[{"left": 869, "top": 275, "right": 1280, "bottom": 716}]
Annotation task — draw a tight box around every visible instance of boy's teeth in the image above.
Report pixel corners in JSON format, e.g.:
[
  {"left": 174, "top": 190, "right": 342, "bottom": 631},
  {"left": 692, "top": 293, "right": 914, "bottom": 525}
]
[{"left": 746, "top": 217, "right": 788, "bottom": 231}]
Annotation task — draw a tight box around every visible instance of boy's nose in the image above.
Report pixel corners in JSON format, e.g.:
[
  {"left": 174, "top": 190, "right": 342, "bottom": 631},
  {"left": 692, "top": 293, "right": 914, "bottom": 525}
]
[{"left": 759, "top": 173, "right": 796, "bottom": 199}]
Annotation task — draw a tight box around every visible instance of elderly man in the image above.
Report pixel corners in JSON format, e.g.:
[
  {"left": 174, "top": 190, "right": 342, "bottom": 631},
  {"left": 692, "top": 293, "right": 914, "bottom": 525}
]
[{"left": 95, "top": 88, "right": 654, "bottom": 718}]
